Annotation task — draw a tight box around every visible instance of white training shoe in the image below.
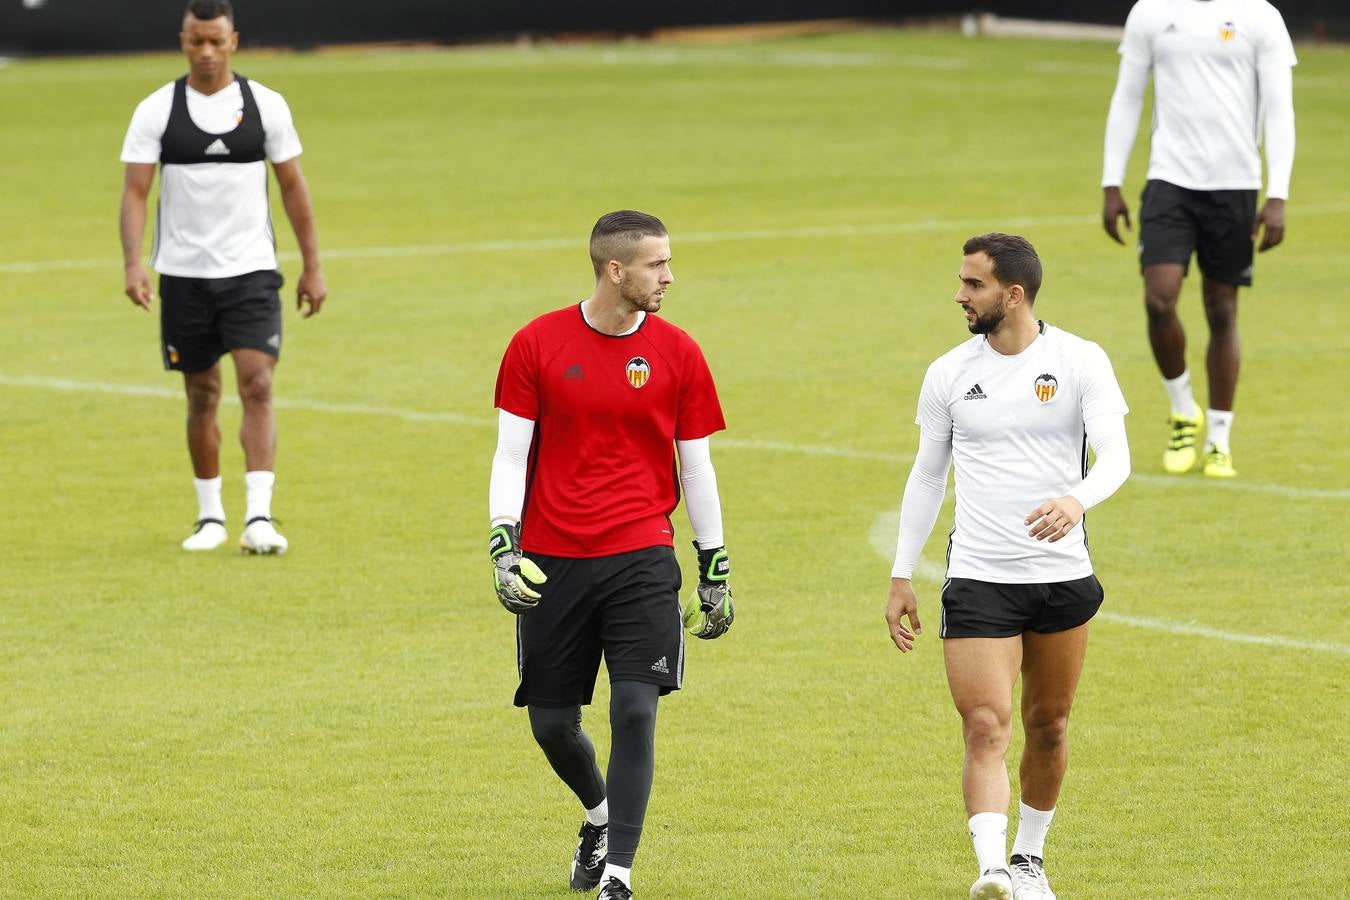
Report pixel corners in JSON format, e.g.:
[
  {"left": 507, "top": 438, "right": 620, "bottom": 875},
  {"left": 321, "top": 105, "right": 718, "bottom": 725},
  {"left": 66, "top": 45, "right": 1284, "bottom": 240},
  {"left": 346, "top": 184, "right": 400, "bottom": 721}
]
[
  {"left": 239, "top": 517, "right": 288, "bottom": 555},
  {"left": 182, "top": 519, "right": 227, "bottom": 551},
  {"left": 970, "top": 867, "right": 1014, "bottom": 900},
  {"left": 1009, "top": 854, "right": 1056, "bottom": 899}
]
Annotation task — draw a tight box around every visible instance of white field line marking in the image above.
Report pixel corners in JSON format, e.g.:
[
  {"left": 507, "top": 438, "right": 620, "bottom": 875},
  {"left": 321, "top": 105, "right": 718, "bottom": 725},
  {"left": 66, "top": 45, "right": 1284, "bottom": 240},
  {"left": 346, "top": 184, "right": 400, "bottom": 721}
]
[
  {"left": 9, "top": 203, "right": 1350, "bottom": 275},
  {"left": 867, "top": 512, "right": 1350, "bottom": 655},
  {"left": 3, "top": 373, "right": 1347, "bottom": 502}
]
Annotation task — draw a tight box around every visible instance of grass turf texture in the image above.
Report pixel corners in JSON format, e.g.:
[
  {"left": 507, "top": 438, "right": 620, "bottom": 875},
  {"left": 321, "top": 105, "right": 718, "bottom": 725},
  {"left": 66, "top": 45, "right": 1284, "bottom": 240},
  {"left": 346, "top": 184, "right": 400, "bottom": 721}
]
[{"left": 2, "top": 27, "right": 1348, "bottom": 898}]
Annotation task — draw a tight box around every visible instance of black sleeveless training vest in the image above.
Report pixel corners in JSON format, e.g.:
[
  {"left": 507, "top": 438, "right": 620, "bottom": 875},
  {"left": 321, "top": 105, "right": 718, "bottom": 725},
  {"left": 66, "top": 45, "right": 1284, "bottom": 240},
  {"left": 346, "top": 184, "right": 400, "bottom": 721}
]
[{"left": 159, "top": 74, "right": 266, "bottom": 165}]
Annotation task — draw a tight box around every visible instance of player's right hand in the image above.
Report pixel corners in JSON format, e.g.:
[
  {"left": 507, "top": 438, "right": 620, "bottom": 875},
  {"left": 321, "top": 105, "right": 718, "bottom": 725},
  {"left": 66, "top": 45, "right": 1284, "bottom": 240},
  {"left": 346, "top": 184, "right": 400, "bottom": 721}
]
[
  {"left": 124, "top": 263, "right": 154, "bottom": 311},
  {"left": 885, "top": 578, "right": 922, "bottom": 653},
  {"left": 1102, "top": 186, "right": 1132, "bottom": 245},
  {"left": 489, "top": 522, "right": 546, "bottom": 614}
]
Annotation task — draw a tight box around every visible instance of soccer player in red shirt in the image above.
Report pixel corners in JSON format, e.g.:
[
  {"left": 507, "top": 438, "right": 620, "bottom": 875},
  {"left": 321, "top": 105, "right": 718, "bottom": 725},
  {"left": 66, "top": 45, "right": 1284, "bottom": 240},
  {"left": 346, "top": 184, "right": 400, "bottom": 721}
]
[{"left": 489, "top": 210, "right": 734, "bottom": 900}]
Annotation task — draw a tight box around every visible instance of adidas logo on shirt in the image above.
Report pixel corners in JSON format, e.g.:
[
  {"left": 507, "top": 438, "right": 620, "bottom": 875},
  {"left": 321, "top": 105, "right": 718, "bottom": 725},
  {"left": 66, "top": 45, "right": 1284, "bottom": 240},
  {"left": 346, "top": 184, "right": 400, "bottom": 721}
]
[
  {"left": 564, "top": 363, "right": 584, "bottom": 380},
  {"left": 650, "top": 656, "right": 669, "bottom": 674},
  {"left": 963, "top": 383, "right": 988, "bottom": 400},
  {"left": 203, "top": 138, "right": 230, "bottom": 156},
  {"left": 1163, "top": 23, "right": 1178, "bottom": 33}
]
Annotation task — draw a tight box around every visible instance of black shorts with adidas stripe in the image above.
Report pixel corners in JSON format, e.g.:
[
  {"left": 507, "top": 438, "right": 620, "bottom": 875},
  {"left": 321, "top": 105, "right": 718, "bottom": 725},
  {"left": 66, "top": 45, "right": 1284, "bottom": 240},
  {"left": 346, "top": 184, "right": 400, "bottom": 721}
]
[
  {"left": 939, "top": 574, "right": 1104, "bottom": 639},
  {"left": 159, "top": 269, "right": 283, "bottom": 373},
  {"left": 1138, "top": 179, "right": 1257, "bottom": 287},
  {"left": 513, "top": 546, "right": 684, "bottom": 708}
]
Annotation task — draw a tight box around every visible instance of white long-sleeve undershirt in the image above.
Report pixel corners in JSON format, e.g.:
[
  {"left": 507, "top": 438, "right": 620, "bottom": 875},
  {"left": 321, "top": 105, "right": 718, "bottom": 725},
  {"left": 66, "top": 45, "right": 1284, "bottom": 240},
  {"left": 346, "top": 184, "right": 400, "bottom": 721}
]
[
  {"left": 487, "top": 411, "right": 725, "bottom": 549},
  {"left": 1067, "top": 413, "right": 1131, "bottom": 512},
  {"left": 489, "top": 409, "right": 534, "bottom": 526},
  {"left": 890, "top": 433, "right": 952, "bottom": 580}
]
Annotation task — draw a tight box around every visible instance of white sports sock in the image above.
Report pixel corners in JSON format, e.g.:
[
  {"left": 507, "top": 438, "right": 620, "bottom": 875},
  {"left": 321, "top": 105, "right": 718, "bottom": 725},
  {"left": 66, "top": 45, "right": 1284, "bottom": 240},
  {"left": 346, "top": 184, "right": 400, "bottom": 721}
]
[
  {"left": 601, "top": 863, "right": 631, "bottom": 887},
  {"left": 586, "top": 798, "right": 609, "bottom": 827},
  {"left": 1162, "top": 371, "right": 1198, "bottom": 418},
  {"left": 1205, "top": 409, "right": 1234, "bottom": 451},
  {"left": 193, "top": 476, "right": 225, "bottom": 522},
  {"left": 1011, "top": 801, "right": 1055, "bottom": 860},
  {"left": 968, "top": 812, "right": 1008, "bottom": 874},
  {"left": 244, "top": 470, "right": 275, "bottom": 522}
]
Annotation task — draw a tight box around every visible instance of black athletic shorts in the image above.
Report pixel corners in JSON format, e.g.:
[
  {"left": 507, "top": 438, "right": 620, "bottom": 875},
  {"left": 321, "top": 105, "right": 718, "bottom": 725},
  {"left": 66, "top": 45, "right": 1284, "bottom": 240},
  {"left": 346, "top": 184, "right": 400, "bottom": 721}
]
[
  {"left": 513, "top": 546, "right": 684, "bottom": 709},
  {"left": 939, "top": 574, "right": 1104, "bottom": 639},
  {"left": 159, "top": 269, "right": 284, "bottom": 373},
  {"left": 1138, "top": 179, "right": 1258, "bottom": 286}
]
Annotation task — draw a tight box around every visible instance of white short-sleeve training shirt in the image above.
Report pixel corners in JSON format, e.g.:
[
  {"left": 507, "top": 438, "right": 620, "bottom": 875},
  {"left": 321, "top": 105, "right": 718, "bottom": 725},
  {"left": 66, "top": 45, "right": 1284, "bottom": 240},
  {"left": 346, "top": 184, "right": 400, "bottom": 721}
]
[
  {"left": 121, "top": 78, "right": 302, "bottom": 279},
  {"left": 1119, "top": 0, "right": 1296, "bottom": 192},
  {"left": 916, "top": 324, "right": 1129, "bottom": 584}
]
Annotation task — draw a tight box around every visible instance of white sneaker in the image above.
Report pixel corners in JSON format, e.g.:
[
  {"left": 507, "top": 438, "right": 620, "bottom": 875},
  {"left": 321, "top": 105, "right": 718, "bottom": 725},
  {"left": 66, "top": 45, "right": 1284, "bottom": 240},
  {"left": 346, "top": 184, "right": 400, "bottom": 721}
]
[
  {"left": 970, "top": 867, "right": 1014, "bottom": 900},
  {"left": 182, "top": 519, "right": 227, "bottom": 551},
  {"left": 240, "top": 517, "right": 288, "bottom": 555},
  {"left": 1010, "top": 854, "right": 1056, "bottom": 899}
]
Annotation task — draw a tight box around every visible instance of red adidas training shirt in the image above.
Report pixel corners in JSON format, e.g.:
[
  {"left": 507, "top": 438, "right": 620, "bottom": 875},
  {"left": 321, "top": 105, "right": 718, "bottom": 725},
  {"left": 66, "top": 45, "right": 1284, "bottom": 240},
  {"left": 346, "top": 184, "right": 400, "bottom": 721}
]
[{"left": 494, "top": 304, "right": 726, "bottom": 558}]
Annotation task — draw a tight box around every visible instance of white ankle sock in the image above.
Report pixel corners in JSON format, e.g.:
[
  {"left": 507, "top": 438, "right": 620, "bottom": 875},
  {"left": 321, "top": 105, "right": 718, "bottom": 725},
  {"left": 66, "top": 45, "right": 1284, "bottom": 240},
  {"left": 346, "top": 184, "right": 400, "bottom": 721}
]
[
  {"left": 586, "top": 798, "right": 609, "bottom": 826},
  {"left": 1011, "top": 801, "right": 1055, "bottom": 860},
  {"left": 1163, "top": 371, "right": 1198, "bottom": 418},
  {"left": 1206, "top": 409, "right": 1233, "bottom": 451},
  {"left": 244, "top": 470, "right": 275, "bottom": 522},
  {"left": 602, "top": 863, "right": 631, "bottom": 887},
  {"left": 194, "top": 476, "right": 225, "bottom": 522},
  {"left": 968, "top": 812, "right": 1008, "bottom": 874}
]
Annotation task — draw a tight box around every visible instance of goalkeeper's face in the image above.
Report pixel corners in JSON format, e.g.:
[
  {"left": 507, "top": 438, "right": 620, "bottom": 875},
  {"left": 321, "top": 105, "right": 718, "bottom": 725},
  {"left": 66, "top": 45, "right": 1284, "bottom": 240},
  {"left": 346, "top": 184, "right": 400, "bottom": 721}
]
[
  {"left": 956, "top": 252, "right": 1010, "bottom": 335},
  {"left": 617, "top": 235, "right": 674, "bottom": 313}
]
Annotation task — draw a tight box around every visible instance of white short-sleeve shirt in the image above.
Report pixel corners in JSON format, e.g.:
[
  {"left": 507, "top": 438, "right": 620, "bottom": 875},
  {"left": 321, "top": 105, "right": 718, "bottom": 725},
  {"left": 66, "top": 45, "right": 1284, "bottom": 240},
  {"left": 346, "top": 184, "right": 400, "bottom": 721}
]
[
  {"left": 916, "top": 324, "right": 1129, "bottom": 584},
  {"left": 120, "top": 78, "right": 302, "bottom": 278},
  {"left": 1120, "top": 0, "right": 1296, "bottom": 192}
]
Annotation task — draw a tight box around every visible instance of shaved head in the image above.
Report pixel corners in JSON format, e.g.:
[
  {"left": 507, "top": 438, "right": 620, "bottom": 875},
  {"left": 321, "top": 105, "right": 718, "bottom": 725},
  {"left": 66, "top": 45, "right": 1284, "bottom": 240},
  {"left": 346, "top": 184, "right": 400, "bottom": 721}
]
[{"left": 589, "top": 210, "right": 667, "bottom": 278}]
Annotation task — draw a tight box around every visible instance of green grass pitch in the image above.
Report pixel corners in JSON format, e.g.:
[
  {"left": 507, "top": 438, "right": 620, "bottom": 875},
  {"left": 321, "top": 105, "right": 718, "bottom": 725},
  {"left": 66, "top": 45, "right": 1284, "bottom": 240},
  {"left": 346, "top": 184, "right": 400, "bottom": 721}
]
[{"left": 1, "top": 27, "right": 1348, "bottom": 897}]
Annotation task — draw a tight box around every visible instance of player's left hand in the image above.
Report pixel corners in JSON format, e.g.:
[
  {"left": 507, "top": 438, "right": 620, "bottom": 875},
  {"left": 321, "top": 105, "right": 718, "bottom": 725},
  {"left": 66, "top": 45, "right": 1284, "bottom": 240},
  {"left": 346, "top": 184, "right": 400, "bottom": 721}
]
[
  {"left": 1253, "top": 198, "right": 1286, "bottom": 253},
  {"left": 297, "top": 267, "right": 327, "bottom": 318},
  {"left": 682, "top": 543, "right": 733, "bottom": 639},
  {"left": 1025, "top": 496, "right": 1085, "bottom": 543}
]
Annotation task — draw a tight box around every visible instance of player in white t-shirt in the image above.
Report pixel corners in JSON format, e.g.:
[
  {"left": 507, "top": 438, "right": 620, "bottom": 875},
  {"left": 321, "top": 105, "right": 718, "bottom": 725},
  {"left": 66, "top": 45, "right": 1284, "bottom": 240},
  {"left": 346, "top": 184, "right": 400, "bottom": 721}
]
[
  {"left": 1101, "top": 0, "right": 1296, "bottom": 479},
  {"left": 885, "top": 235, "right": 1131, "bottom": 900},
  {"left": 119, "top": 0, "right": 327, "bottom": 554}
]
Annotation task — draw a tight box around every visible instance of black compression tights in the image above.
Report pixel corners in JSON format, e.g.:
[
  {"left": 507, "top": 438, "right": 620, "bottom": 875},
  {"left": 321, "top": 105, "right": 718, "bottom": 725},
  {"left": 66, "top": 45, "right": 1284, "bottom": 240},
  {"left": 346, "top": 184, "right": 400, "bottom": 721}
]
[{"left": 528, "top": 680, "right": 660, "bottom": 868}]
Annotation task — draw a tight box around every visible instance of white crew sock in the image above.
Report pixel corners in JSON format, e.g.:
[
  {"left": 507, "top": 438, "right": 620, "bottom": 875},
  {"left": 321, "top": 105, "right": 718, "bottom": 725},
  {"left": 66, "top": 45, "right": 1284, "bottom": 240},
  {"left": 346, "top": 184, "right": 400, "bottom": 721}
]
[
  {"left": 1205, "top": 409, "right": 1234, "bottom": 451},
  {"left": 585, "top": 798, "right": 609, "bottom": 827},
  {"left": 244, "top": 470, "right": 275, "bottom": 522},
  {"left": 193, "top": 476, "right": 225, "bottom": 522},
  {"left": 968, "top": 812, "right": 1008, "bottom": 874},
  {"left": 1011, "top": 801, "right": 1056, "bottom": 860},
  {"left": 601, "top": 863, "right": 631, "bottom": 888},
  {"left": 1162, "top": 371, "right": 1198, "bottom": 418}
]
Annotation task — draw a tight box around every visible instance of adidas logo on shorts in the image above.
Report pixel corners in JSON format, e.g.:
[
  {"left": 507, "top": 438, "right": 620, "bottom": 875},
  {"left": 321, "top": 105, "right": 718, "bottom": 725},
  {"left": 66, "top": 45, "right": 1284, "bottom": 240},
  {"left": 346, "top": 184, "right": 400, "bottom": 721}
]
[{"left": 650, "top": 656, "right": 669, "bottom": 674}]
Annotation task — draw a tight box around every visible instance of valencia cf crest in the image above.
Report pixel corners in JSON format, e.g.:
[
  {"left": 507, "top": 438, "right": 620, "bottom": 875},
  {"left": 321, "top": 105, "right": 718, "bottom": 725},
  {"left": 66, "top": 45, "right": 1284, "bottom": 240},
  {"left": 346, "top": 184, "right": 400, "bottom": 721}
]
[
  {"left": 1219, "top": 21, "right": 1236, "bottom": 42},
  {"left": 1034, "top": 373, "right": 1058, "bottom": 403},
  {"left": 625, "top": 356, "right": 651, "bottom": 389}
]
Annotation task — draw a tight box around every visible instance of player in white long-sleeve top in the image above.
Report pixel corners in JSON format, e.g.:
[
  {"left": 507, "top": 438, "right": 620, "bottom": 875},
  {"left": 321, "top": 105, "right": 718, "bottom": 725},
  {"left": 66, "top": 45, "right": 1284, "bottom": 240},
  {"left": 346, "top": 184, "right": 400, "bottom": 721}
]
[
  {"left": 886, "top": 234, "right": 1131, "bottom": 900},
  {"left": 1102, "top": 0, "right": 1296, "bottom": 478}
]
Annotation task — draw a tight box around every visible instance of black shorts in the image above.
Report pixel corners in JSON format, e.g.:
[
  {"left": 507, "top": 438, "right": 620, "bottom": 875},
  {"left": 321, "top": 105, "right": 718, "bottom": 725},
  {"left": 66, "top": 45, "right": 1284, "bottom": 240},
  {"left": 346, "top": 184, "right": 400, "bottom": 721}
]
[
  {"left": 1138, "top": 179, "right": 1257, "bottom": 286},
  {"left": 159, "top": 269, "right": 284, "bottom": 373},
  {"left": 939, "top": 575, "right": 1104, "bottom": 639},
  {"left": 513, "top": 546, "right": 684, "bottom": 709}
]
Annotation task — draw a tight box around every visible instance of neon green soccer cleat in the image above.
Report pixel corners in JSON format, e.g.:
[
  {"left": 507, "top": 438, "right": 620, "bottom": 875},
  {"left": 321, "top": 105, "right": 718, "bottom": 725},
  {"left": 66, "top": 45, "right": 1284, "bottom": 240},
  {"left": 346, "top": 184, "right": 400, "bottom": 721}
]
[
  {"left": 1202, "top": 445, "right": 1236, "bottom": 478},
  {"left": 1163, "top": 409, "right": 1204, "bottom": 474}
]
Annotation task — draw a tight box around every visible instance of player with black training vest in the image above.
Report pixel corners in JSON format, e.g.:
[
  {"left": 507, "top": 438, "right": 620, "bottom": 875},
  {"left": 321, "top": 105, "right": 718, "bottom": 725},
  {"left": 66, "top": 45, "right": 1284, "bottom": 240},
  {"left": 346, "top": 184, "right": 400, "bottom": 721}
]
[
  {"left": 489, "top": 210, "right": 734, "bottom": 900},
  {"left": 120, "top": 0, "right": 326, "bottom": 554}
]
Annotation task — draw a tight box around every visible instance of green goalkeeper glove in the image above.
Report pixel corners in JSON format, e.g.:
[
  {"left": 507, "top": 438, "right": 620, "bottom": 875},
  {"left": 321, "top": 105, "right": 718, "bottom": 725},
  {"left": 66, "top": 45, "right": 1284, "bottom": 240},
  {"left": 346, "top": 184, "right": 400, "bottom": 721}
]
[
  {"left": 682, "top": 543, "right": 733, "bottom": 639},
  {"left": 489, "top": 523, "right": 547, "bottom": 614}
]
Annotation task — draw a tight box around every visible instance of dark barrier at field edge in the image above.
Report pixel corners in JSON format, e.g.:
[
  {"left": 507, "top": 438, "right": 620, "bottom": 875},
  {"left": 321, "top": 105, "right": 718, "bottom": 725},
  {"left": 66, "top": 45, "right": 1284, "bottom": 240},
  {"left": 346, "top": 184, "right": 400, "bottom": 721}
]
[{"left": 1, "top": 0, "right": 1346, "bottom": 54}]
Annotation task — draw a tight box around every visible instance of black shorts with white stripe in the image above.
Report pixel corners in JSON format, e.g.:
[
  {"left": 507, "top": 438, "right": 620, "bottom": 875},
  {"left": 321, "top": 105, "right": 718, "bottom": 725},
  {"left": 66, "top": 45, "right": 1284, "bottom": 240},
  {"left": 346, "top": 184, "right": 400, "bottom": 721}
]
[
  {"left": 939, "top": 574, "right": 1104, "bottom": 639},
  {"left": 513, "top": 545, "right": 684, "bottom": 708}
]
